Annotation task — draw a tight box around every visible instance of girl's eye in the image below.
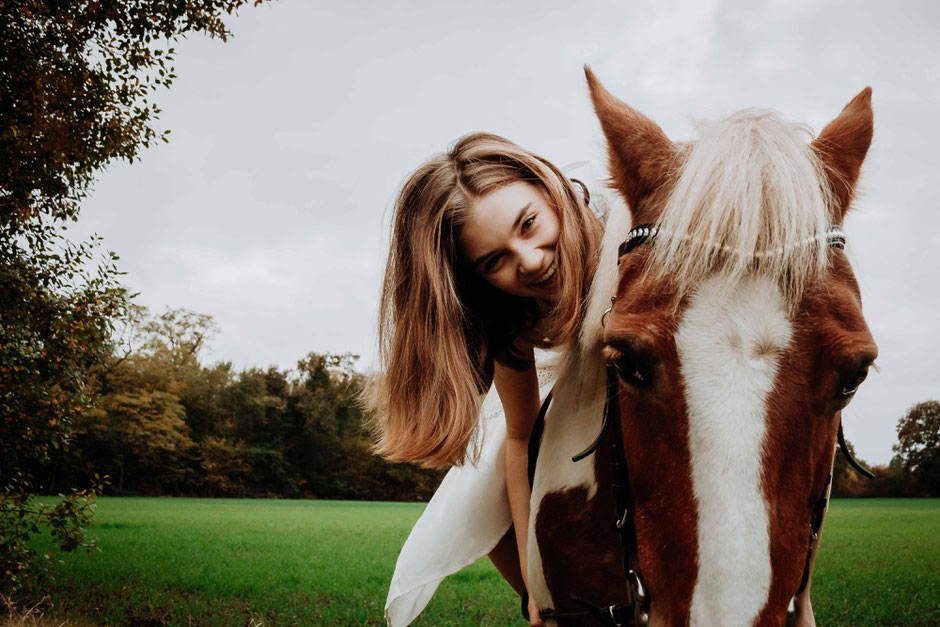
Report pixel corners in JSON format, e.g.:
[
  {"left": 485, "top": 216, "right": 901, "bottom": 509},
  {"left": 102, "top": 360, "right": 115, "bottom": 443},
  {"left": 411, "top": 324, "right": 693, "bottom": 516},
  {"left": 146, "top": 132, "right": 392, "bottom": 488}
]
[
  {"left": 521, "top": 215, "right": 536, "bottom": 233},
  {"left": 484, "top": 254, "right": 503, "bottom": 272}
]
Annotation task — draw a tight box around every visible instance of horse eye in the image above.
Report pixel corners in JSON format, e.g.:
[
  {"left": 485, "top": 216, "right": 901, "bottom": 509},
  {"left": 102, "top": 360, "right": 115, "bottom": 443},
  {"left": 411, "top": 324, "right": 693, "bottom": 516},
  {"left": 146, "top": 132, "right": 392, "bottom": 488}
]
[
  {"left": 607, "top": 345, "right": 655, "bottom": 389},
  {"left": 838, "top": 361, "right": 873, "bottom": 402}
]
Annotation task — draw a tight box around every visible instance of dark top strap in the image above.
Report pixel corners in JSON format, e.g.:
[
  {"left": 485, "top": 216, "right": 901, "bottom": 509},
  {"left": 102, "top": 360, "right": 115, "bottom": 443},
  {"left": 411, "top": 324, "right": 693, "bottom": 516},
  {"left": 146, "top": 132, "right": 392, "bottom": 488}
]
[{"left": 527, "top": 389, "right": 554, "bottom": 489}]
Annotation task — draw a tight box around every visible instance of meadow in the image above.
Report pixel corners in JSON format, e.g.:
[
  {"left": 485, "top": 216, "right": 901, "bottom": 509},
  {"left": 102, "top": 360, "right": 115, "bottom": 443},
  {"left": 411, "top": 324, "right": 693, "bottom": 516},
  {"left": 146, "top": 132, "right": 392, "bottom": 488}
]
[{"left": 21, "top": 497, "right": 939, "bottom": 625}]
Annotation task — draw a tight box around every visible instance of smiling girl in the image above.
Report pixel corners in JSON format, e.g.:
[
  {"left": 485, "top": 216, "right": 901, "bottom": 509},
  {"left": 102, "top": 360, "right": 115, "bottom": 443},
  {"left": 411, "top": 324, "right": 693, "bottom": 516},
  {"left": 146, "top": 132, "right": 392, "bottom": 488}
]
[{"left": 366, "top": 132, "right": 603, "bottom": 625}]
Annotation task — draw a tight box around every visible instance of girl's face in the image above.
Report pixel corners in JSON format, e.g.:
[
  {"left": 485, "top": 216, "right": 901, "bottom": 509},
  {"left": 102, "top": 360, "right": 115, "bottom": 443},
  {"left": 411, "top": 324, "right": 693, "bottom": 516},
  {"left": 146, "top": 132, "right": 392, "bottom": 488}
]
[{"left": 458, "top": 181, "right": 561, "bottom": 299}]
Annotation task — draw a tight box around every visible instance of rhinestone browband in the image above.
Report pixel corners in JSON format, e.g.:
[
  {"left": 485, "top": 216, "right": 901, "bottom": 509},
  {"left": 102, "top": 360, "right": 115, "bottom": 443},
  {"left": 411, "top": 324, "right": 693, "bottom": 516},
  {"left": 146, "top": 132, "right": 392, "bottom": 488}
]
[{"left": 617, "top": 224, "right": 847, "bottom": 259}]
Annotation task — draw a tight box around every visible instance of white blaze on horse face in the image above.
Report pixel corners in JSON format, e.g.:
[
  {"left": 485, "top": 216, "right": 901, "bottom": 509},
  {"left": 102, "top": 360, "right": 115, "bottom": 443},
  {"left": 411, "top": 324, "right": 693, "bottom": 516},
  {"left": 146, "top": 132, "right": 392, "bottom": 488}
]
[{"left": 676, "top": 275, "right": 792, "bottom": 626}]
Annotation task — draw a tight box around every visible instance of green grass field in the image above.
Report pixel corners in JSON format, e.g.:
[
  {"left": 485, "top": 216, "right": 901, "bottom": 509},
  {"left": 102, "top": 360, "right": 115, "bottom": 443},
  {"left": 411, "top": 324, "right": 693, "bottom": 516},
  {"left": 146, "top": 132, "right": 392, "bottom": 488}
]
[{"left": 21, "top": 497, "right": 939, "bottom": 625}]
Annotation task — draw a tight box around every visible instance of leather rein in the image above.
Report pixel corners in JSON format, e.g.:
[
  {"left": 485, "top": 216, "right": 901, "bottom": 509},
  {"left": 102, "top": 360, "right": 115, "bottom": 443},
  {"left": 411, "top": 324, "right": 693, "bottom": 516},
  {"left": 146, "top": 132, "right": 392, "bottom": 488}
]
[{"left": 531, "top": 223, "right": 873, "bottom": 626}]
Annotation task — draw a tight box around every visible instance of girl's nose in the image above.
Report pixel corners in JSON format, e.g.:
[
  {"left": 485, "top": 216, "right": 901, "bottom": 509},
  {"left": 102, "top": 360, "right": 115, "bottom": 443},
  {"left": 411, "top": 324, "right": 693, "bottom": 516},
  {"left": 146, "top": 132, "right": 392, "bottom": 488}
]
[{"left": 518, "top": 246, "right": 543, "bottom": 275}]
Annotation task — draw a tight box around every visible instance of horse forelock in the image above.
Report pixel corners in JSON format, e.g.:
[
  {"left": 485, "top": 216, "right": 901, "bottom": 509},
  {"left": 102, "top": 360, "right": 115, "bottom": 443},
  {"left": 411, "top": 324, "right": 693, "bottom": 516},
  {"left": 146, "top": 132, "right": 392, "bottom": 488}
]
[{"left": 647, "top": 110, "right": 832, "bottom": 309}]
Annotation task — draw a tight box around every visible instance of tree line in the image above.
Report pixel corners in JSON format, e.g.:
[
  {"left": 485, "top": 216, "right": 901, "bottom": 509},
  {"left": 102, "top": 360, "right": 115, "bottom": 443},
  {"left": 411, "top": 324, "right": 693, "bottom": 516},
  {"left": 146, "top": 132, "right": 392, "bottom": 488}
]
[
  {"left": 832, "top": 400, "right": 939, "bottom": 498},
  {"left": 22, "top": 306, "right": 445, "bottom": 502}
]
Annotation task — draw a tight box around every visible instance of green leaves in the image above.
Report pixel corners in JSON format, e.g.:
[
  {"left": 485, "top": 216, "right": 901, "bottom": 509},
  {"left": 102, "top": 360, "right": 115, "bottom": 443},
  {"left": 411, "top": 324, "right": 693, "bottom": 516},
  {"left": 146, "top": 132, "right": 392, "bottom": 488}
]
[
  {"left": 1, "top": 0, "right": 267, "bottom": 225},
  {"left": 0, "top": 477, "right": 108, "bottom": 594},
  {"left": 892, "top": 400, "right": 940, "bottom": 496},
  {"left": 0, "top": 0, "right": 270, "bottom": 597}
]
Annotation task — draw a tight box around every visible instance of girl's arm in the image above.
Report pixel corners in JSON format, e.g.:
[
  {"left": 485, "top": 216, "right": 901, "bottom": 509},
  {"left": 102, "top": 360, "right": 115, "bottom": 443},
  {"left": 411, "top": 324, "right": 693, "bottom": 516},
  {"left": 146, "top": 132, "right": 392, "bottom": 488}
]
[{"left": 493, "top": 346, "right": 544, "bottom": 626}]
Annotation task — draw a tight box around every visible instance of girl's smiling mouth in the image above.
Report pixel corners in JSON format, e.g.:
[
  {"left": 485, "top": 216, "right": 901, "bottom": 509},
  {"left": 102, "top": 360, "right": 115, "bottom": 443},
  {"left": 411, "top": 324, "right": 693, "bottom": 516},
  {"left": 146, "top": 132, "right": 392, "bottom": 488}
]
[{"left": 532, "top": 259, "right": 557, "bottom": 286}]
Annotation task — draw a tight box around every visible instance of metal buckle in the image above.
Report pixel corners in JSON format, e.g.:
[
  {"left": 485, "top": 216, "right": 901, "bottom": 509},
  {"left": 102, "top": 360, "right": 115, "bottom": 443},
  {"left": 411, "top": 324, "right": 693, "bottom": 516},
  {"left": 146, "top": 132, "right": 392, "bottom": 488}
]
[
  {"left": 608, "top": 605, "right": 621, "bottom": 626},
  {"left": 627, "top": 569, "right": 650, "bottom": 626},
  {"left": 601, "top": 296, "right": 616, "bottom": 329}
]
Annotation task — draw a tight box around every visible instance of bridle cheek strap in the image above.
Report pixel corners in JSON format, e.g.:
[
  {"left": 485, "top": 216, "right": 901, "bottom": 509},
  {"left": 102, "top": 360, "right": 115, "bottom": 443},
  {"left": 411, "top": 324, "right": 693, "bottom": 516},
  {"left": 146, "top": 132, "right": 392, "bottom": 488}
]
[{"left": 537, "top": 364, "right": 649, "bottom": 627}]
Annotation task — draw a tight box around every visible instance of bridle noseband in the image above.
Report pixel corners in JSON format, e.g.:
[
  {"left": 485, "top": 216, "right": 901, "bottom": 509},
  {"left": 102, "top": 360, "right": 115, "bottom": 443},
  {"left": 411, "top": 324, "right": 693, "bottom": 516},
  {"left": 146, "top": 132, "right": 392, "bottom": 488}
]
[{"left": 535, "top": 223, "right": 870, "bottom": 626}]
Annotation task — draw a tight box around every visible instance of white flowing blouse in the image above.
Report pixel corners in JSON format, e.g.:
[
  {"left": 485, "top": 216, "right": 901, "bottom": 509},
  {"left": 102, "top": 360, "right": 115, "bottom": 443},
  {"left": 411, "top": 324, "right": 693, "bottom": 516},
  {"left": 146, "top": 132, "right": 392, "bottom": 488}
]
[{"left": 384, "top": 355, "right": 559, "bottom": 626}]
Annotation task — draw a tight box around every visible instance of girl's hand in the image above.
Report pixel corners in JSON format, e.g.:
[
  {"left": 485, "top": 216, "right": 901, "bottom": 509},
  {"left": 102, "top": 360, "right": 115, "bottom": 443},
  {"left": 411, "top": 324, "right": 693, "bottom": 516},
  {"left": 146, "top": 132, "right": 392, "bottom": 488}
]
[
  {"left": 786, "top": 594, "right": 816, "bottom": 627},
  {"left": 528, "top": 594, "right": 544, "bottom": 627}
]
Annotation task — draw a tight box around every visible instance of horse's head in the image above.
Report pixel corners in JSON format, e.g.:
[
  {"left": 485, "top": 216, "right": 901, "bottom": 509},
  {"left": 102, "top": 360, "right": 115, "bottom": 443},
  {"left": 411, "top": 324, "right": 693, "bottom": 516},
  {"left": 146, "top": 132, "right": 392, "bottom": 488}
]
[{"left": 586, "top": 68, "right": 877, "bottom": 625}]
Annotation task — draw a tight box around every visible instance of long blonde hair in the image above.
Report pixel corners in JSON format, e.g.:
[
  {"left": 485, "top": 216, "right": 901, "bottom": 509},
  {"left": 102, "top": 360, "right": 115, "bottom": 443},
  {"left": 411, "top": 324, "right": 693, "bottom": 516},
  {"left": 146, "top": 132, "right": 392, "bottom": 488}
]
[{"left": 365, "top": 133, "right": 602, "bottom": 468}]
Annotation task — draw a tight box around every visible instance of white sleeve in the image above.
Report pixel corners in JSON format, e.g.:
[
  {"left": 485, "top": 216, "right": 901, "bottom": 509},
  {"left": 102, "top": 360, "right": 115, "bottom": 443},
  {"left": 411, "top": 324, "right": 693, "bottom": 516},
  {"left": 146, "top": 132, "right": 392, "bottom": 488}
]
[{"left": 384, "top": 388, "right": 511, "bottom": 626}]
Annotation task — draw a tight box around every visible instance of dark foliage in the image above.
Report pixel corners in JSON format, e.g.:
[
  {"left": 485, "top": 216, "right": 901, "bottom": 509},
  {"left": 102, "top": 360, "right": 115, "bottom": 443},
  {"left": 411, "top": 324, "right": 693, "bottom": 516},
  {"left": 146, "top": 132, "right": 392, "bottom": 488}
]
[
  {"left": 831, "top": 409, "right": 939, "bottom": 498},
  {"left": 45, "top": 306, "right": 446, "bottom": 502},
  {"left": 892, "top": 400, "right": 940, "bottom": 496},
  {"left": 0, "top": 0, "right": 267, "bottom": 595},
  {"left": 1, "top": 0, "right": 264, "bottom": 224}
]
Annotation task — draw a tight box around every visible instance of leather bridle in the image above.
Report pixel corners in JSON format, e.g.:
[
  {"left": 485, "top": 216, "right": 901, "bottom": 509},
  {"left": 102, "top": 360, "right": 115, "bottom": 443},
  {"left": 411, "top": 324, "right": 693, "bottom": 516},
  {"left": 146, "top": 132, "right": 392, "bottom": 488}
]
[{"left": 531, "top": 223, "right": 872, "bottom": 626}]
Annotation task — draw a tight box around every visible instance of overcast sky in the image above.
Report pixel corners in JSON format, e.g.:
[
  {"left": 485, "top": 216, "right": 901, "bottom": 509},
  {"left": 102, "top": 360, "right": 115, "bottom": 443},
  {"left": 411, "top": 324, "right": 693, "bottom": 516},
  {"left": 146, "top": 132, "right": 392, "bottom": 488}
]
[{"left": 71, "top": 0, "right": 939, "bottom": 465}]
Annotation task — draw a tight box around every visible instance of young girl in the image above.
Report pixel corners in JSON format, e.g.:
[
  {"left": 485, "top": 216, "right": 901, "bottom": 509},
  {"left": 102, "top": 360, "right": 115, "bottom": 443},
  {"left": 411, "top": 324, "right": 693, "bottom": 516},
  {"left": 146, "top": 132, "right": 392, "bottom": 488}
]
[{"left": 366, "top": 132, "right": 603, "bottom": 626}]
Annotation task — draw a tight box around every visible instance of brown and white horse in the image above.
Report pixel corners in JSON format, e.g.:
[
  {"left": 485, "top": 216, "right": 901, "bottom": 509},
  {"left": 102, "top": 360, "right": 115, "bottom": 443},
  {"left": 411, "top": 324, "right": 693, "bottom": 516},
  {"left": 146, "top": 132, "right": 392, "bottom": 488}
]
[{"left": 527, "top": 70, "right": 877, "bottom": 626}]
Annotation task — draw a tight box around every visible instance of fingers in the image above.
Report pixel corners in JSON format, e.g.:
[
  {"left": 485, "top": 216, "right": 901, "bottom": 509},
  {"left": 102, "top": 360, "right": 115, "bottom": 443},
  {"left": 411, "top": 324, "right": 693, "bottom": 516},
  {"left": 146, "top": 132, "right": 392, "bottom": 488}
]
[{"left": 528, "top": 595, "right": 544, "bottom": 627}]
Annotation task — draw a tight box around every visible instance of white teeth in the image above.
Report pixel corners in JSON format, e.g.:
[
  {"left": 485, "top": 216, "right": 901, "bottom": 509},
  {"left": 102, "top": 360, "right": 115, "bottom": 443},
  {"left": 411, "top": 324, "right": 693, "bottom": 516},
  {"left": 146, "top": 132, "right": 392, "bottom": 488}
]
[{"left": 534, "top": 260, "right": 556, "bottom": 285}]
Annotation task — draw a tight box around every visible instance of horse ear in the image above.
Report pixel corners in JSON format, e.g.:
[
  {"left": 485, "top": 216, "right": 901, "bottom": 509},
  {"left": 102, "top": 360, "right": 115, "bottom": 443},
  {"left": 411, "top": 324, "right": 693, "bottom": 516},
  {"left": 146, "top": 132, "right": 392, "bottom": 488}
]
[
  {"left": 811, "top": 88, "right": 874, "bottom": 222},
  {"left": 585, "top": 66, "right": 676, "bottom": 221}
]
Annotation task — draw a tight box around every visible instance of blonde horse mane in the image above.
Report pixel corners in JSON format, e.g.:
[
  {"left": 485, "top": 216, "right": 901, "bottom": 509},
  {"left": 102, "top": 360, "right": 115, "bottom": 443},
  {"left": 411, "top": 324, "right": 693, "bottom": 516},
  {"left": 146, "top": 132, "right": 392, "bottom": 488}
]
[
  {"left": 647, "top": 109, "right": 832, "bottom": 307},
  {"left": 565, "top": 110, "right": 834, "bottom": 416}
]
